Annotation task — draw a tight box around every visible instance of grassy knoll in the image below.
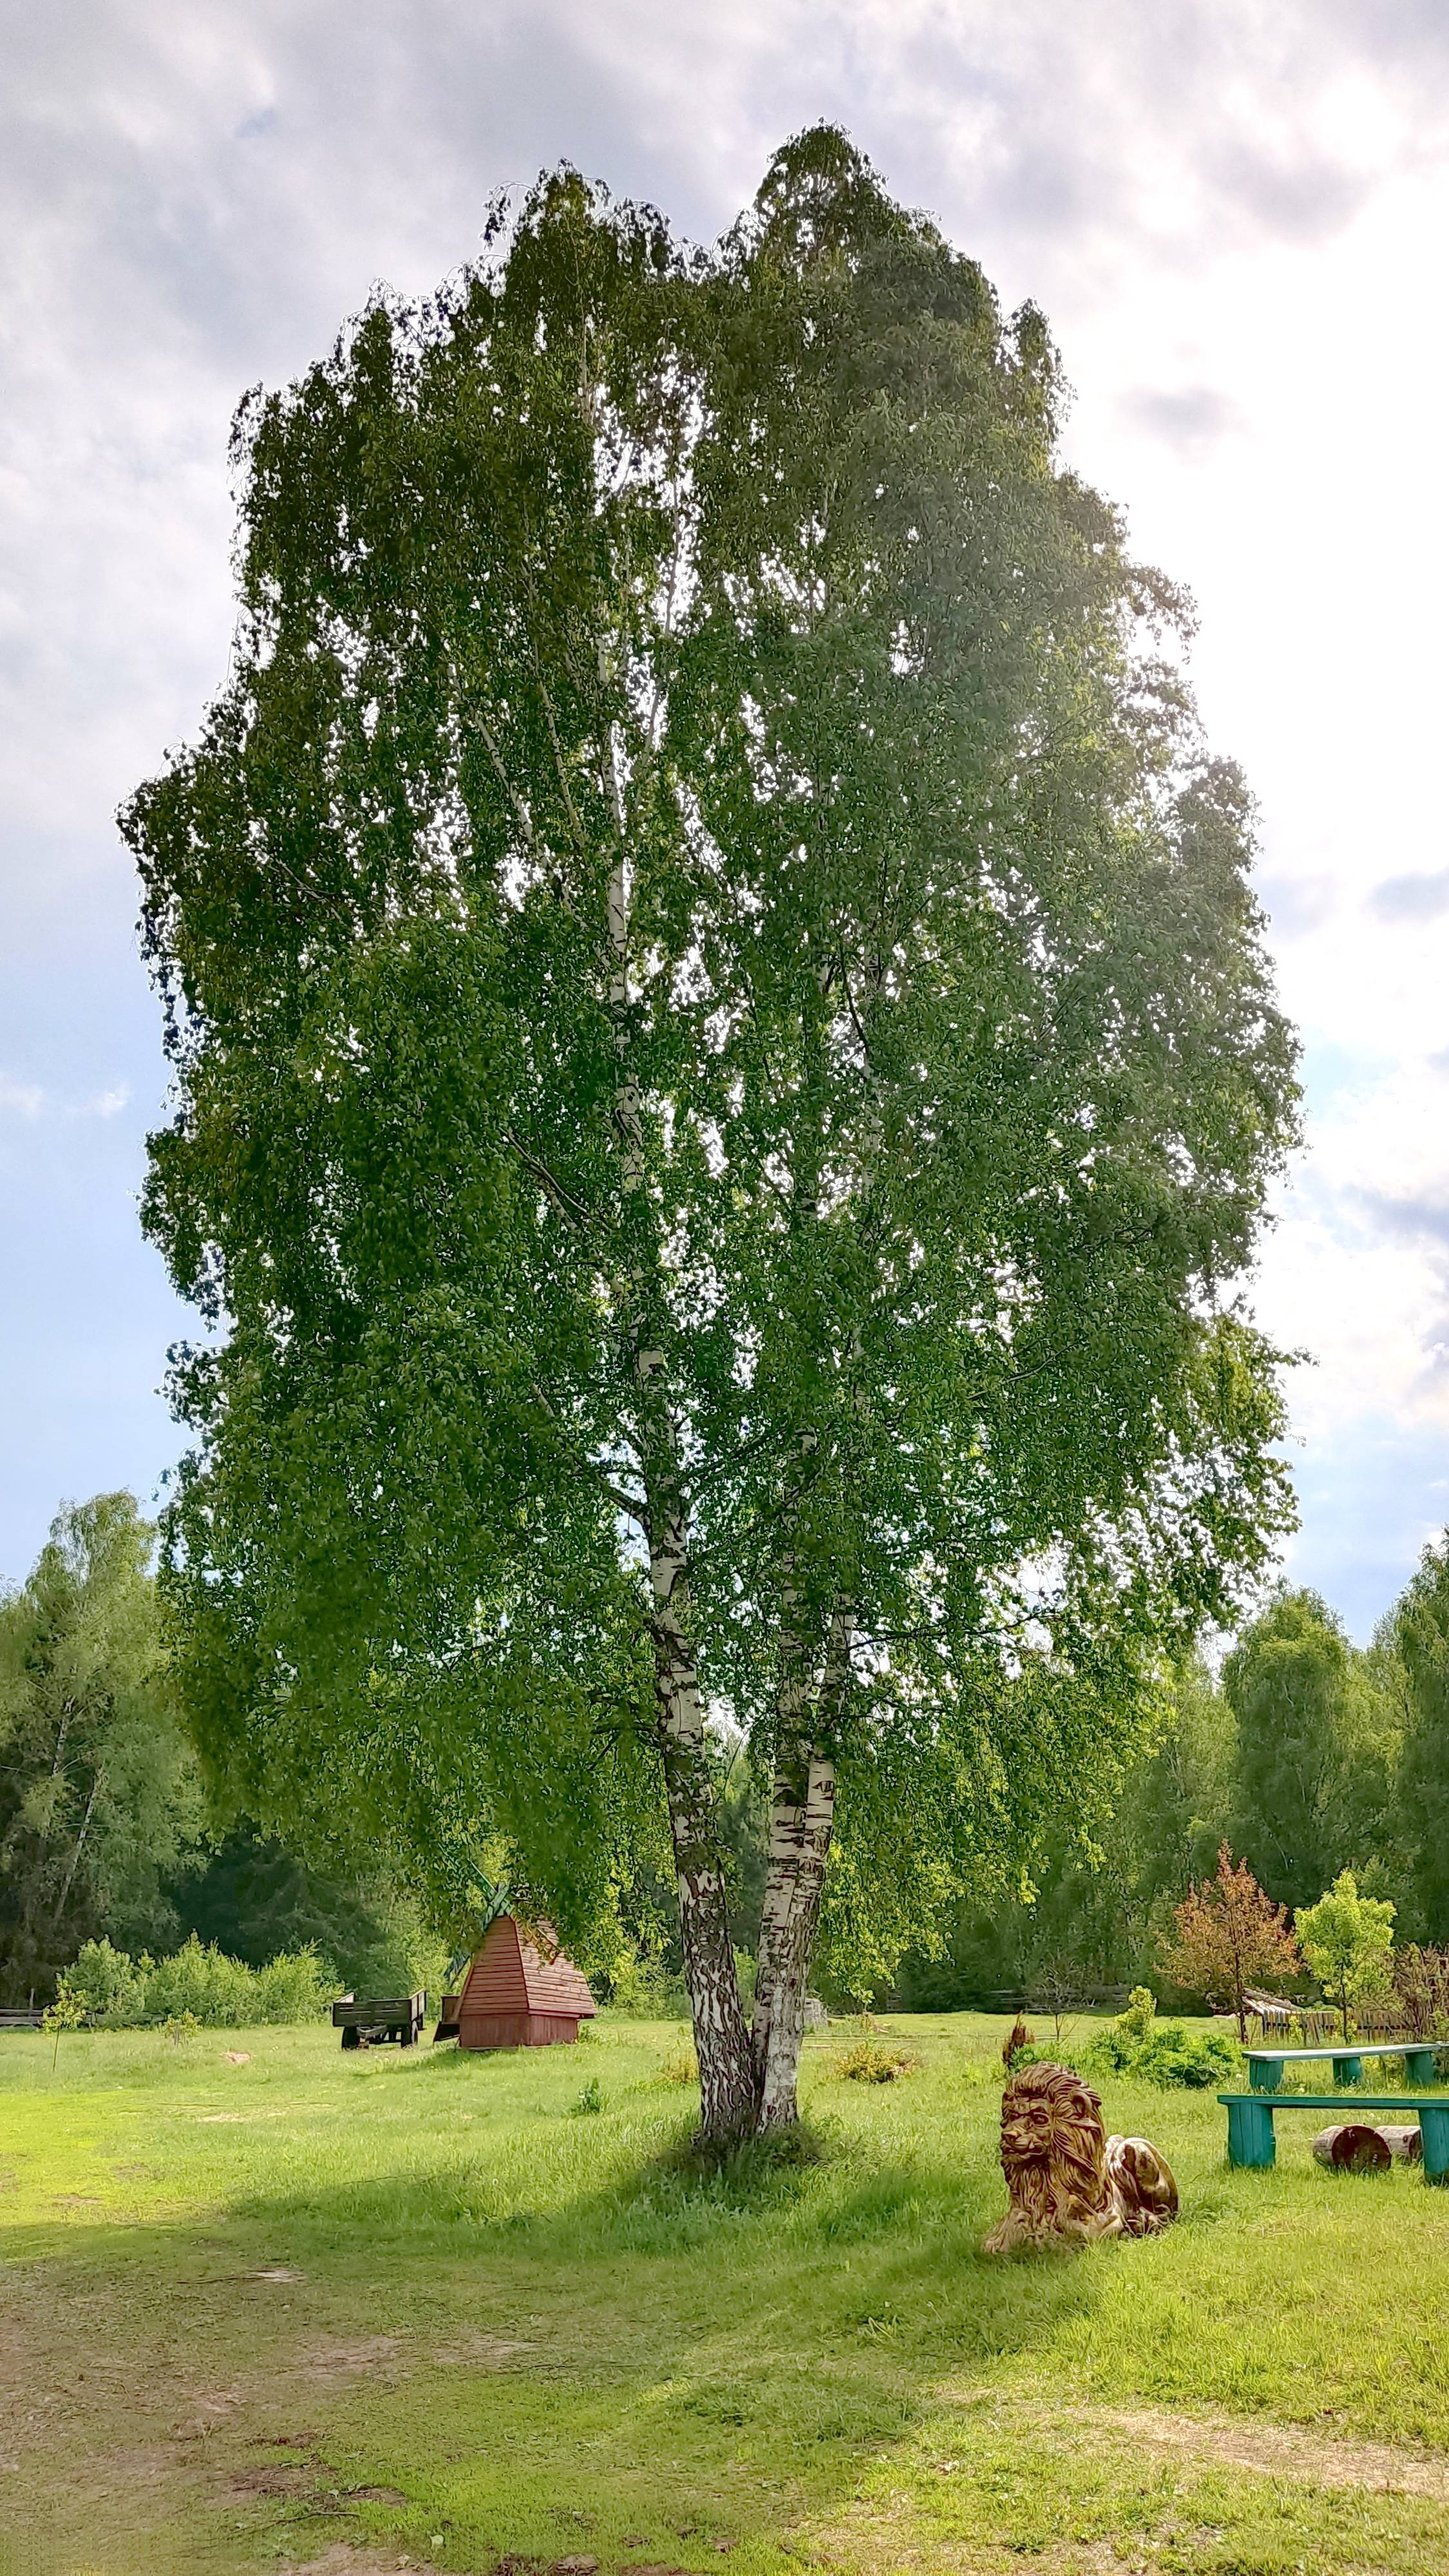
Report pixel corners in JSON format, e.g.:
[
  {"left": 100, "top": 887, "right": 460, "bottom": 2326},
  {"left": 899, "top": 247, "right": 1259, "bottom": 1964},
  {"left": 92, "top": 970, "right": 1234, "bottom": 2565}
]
[{"left": 5, "top": 2012, "right": 1449, "bottom": 2575}]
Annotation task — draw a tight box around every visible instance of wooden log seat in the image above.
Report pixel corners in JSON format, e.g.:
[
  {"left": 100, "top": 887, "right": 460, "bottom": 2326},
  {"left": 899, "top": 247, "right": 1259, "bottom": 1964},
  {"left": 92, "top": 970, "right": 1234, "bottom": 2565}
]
[{"left": 1222, "top": 2090, "right": 1449, "bottom": 2178}]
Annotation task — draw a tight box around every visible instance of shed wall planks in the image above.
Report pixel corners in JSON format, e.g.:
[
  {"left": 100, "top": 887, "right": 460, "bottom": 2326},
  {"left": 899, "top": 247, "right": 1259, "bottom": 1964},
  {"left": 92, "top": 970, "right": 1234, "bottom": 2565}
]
[{"left": 454, "top": 1915, "right": 596, "bottom": 2050}]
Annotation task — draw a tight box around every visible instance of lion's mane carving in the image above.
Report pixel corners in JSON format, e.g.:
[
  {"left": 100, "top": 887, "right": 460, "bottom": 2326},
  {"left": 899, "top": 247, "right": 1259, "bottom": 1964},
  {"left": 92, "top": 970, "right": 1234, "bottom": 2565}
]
[{"left": 983, "top": 2060, "right": 1178, "bottom": 2253}]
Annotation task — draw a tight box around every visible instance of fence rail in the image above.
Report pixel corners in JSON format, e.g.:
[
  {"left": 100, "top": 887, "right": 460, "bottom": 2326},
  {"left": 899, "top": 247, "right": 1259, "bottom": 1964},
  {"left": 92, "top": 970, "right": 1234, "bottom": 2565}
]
[{"left": 1246, "top": 2003, "right": 1447, "bottom": 2047}]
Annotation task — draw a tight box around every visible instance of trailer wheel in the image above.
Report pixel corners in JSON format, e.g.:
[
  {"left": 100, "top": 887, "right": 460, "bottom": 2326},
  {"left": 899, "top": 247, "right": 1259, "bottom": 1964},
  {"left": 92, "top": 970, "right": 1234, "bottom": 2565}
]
[{"left": 341, "top": 2024, "right": 360, "bottom": 2050}]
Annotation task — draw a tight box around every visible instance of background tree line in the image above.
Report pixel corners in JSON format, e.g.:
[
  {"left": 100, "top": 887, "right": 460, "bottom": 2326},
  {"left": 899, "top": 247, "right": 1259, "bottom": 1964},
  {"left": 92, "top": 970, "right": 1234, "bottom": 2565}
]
[
  {"left": 6, "top": 1488, "right": 1449, "bottom": 2018},
  {"left": 0, "top": 1493, "right": 441, "bottom": 2009},
  {"left": 893, "top": 1555, "right": 1449, "bottom": 2010}
]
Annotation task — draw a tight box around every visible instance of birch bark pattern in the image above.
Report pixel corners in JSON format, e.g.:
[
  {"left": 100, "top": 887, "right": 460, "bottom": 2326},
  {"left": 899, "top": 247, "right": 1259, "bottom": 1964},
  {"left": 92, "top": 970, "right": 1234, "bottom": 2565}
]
[
  {"left": 753, "top": 1748, "right": 836, "bottom": 2127},
  {"left": 53, "top": 1768, "right": 103, "bottom": 1924},
  {"left": 650, "top": 1481, "right": 759, "bottom": 2138},
  {"left": 751, "top": 1609, "right": 851, "bottom": 2126},
  {"left": 607, "top": 840, "right": 756, "bottom": 2141}
]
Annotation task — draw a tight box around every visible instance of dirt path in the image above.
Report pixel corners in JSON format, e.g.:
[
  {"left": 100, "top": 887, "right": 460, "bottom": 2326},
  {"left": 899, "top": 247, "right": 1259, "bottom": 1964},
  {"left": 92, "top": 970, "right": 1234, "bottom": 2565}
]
[
  {"left": 800, "top": 2385, "right": 1449, "bottom": 2576},
  {"left": 1065, "top": 2397, "right": 1449, "bottom": 2497},
  {"left": 0, "top": 2265, "right": 544, "bottom": 2572},
  {"left": 940, "top": 2385, "right": 1449, "bottom": 2499}
]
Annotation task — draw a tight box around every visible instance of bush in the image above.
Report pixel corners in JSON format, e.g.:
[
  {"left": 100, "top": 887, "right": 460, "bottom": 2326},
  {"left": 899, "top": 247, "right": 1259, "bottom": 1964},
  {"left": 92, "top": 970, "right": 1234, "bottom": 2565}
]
[
  {"left": 835, "top": 2040, "right": 920, "bottom": 2083},
  {"left": 147, "top": 1936, "right": 258, "bottom": 2026},
  {"left": 598, "top": 1943, "right": 755, "bottom": 2020},
  {"left": 1084, "top": 1985, "right": 1240, "bottom": 2090},
  {"left": 58, "top": 1938, "right": 149, "bottom": 2028},
  {"left": 1007, "top": 2043, "right": 1081, "bottom": 2074},
  {"left": 1130, "top": 2023, "right": 1239, "bottom": 2088},
  {"left": 1392, "top": 1944, "right": 1449, "bottom": 2040},
  {"left": 600, "top": 1951, "right": 690, "bottom": 2018},
  {"left": 54, "top": 1935, "right": 336, "bottom": 2030},
  {"left": 251, "top": 1947, "right": 335, "bottom": 2023}
]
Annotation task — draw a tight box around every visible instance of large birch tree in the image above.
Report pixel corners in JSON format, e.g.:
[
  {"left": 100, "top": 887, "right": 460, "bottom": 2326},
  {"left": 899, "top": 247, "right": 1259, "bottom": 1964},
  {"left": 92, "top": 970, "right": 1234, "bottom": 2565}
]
[{"left": 126, "top": 129, "right": 1298, "bottom": 2141}]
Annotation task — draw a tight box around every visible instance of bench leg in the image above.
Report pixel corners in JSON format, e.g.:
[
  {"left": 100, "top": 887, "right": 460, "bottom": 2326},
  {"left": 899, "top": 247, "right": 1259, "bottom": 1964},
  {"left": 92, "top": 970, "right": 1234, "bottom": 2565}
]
[
  {"left": 1419, "top": 2105, "right": 1449, "bottom": 2184},
  {"left": 1249, "top": 2058, "right": 1283, "bottom": 2093},
  {"left": 1405, "top": 2048, "right": 1437, "bottom": 2088},
  {"left": 1332, "top": 2054, "right": 1363, "bottom": 2088},
  {"left": 1227, "top": 2098, "right": 1276, "bottom": 2169}
]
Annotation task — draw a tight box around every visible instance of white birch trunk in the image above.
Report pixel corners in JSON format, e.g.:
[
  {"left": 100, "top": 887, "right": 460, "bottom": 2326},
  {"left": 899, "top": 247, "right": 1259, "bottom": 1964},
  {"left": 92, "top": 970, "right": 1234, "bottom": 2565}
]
[
  {"left": 752, "top": 1606, "right": 853, "bottom": 2129},
  {"left": 649, "top": 1484, "right": 757, "bottom": 2138},
  {"left": 606, "top": 835, "right": 754, "bottom": 2141},
  {"left": 53, "top": 1766, "right": 104, "bottom": 1924},
  {"left": 756, "top": 1748, "right": 837, "bottom": 2128},
  {"left": 750, "top": 1592, "right": 812, "bottom": 2073}
]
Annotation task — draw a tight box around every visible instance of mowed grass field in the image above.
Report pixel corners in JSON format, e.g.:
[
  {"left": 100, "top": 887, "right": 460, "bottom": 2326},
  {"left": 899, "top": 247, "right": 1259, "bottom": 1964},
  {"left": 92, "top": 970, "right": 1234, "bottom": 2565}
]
[{"left": 6, "top": 2013, "right": 1449, "bottom": 2576}]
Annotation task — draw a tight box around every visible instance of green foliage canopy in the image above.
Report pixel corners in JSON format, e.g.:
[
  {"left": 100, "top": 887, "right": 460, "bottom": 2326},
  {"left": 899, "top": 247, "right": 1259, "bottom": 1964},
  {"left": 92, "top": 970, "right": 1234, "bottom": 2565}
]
[
  {"left": 1392, "top": 1541, "right": 1449, "bottom": 1938},
  {"left": 124, "top": 129, "right": 1298, "bottom": 2122},
  {"left": 1224, "top": 1589, "right": 1399, "bottom": 1912},
  {"left": 0, "top": 1494, "right": 200, "bottom": 2003},
  {"left": 1296, "top": 1868, "right": 1396, "bottom": 2041}
]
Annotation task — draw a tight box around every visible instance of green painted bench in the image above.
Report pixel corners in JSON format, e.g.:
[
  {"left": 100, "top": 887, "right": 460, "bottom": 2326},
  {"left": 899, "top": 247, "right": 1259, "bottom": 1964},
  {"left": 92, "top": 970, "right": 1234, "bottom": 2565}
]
[
  {"left": 1244, "top": 2040, "right": 1440, "bottom": 2093},
  {"left": 1221, "top": 2090, "right": 1449, "bottom": 2177}
]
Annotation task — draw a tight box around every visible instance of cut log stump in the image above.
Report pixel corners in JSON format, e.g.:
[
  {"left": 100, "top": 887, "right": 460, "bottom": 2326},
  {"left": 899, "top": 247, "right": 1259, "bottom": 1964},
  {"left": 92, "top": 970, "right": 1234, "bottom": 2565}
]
[{"left": 1313, "top": 2123, "right": 1392, "bottom": 2172}]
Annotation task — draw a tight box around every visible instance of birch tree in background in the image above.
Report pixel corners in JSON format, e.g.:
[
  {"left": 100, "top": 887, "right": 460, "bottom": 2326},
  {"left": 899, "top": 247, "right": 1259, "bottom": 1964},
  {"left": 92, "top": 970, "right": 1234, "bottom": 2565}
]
[
  {"left": 126, "top": 128, "right": 1298, "bottom": 2143},
  {"left": 0, "top": 1494, "right": 198, "bottom": 2001}
]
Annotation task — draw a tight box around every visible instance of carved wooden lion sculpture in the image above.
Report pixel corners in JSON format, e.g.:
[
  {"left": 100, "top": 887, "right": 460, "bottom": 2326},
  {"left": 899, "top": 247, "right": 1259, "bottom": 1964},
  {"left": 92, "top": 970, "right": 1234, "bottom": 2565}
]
[{"left": 983, "top": 2060, "right": 1179, "bottom": 2253}]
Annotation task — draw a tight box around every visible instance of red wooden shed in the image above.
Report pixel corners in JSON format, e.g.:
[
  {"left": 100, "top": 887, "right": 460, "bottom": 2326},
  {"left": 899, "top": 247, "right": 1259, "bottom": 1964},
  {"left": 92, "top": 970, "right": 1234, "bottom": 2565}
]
[{"left": 451, "top": 1914, "right": 596, "bottom": 2050}]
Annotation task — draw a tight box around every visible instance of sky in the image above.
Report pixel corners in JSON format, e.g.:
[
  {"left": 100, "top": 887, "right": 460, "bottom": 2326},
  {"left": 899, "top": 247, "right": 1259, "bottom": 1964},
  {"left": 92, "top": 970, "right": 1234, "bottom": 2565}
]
[{"left": 3, "top": 0, "right": 1449, "bottom": 1636}]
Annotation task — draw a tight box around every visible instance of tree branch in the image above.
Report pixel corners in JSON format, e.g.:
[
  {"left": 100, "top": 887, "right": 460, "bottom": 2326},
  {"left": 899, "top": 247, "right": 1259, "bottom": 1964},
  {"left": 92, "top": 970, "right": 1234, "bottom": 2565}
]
[{"left": 502, "top": 1129, "right": 596, "bottom": 1231}]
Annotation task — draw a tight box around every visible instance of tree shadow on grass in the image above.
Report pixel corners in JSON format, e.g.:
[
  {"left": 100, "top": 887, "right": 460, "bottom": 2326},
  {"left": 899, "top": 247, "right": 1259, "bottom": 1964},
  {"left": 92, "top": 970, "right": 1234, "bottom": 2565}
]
[{"left": 3, "top": 2107, "right": 1121, "bottom": 2574}]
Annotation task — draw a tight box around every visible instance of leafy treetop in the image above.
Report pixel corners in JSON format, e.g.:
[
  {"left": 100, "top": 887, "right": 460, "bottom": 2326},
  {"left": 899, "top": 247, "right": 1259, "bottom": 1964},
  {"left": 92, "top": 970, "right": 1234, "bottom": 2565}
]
[
  {"left": 124, "top": 126, "right": 1299, "bottom": 2134},
  {"left": 1297, "top": 1868, "right": 1396, "bottom": 2042},
  {"left": 1160, "top": 1841, "right": 1301, "bottom": 2041}
]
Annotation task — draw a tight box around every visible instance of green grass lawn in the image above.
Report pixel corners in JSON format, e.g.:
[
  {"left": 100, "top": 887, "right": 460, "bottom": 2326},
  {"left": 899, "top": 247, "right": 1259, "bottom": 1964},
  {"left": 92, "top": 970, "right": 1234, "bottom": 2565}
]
[{"left": 5, "top": 2011, "right": 1449, "bottom": 2576}]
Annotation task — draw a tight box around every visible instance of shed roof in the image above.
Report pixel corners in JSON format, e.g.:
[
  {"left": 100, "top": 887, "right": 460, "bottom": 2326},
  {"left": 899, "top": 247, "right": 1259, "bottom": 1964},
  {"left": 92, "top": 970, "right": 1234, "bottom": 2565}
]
[{"left": 460, "top": 1914, "right": 596, "bottom": 2019}]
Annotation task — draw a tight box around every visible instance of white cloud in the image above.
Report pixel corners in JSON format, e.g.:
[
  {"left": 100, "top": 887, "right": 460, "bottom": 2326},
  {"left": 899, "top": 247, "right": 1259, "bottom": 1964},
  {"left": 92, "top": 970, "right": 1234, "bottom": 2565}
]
[
  {"left": 1368, "top": 869, "right": 1449, "bottom": 925},
  {"left": 5, "top": 0, "right": 1449, "bottom": 1620}
]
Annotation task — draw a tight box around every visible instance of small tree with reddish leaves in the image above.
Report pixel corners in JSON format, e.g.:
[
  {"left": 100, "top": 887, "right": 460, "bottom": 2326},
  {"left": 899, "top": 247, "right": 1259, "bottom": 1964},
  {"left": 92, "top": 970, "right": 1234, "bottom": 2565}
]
[{"left": 1160, "top": 1844, "right": 1301, "bottom": 2041}]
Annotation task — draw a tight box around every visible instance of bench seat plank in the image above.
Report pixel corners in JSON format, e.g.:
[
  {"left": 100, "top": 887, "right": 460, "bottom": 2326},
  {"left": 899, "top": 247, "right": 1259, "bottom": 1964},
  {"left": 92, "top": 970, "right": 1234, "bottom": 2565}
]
[
  {"left": 1245, "top": 2043, "right": 1439, "bottom": 2092},
  {"left": 1244, "top": 2043, "right": 1435, "bottom": 2060},
  {"left": 1223, "top": 2092, "right": 1445, "bottom": 2111}
]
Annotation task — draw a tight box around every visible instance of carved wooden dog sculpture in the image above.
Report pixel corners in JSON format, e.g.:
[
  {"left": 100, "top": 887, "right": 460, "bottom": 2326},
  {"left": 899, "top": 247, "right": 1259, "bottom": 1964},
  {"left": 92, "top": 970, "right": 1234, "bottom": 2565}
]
[{"left": 983, "top": 2060, "right": 1178, "bottom": 2253}]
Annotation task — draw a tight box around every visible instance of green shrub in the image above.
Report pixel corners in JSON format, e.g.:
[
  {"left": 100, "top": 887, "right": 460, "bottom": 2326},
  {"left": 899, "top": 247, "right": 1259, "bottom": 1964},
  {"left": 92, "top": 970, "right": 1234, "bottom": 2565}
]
[
  {"left": 1117, "top": 1985, "right": 1159, "bottom": 2043},
  {"left": 147, "top": 1936, "right": 258, "bottom": 2026},
  {"left": 52, "top": 1934, "right": 337, "bottom": 2029},
  {"left": 1007, "top": 2043, "right": 1081, "bottom": 2074},
  {"left": 251, "top": 1947, "right": 334, "bottom": 2023},
  {"left": 601, "top": 1951, "right": 690, "bottom": 2018},
  {"left": 835, "top": 2040, "right": 920, "bottom": 2083},
  {"left": 1126, "top": 2023, "right": 1239, "bottom": 2088},
  {"left": 57, "top": 1938, "right": 149, "bottom": 2028},
  {"left": 1084, "top": 1987, "right": 1239, "bottom": 2089}
]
